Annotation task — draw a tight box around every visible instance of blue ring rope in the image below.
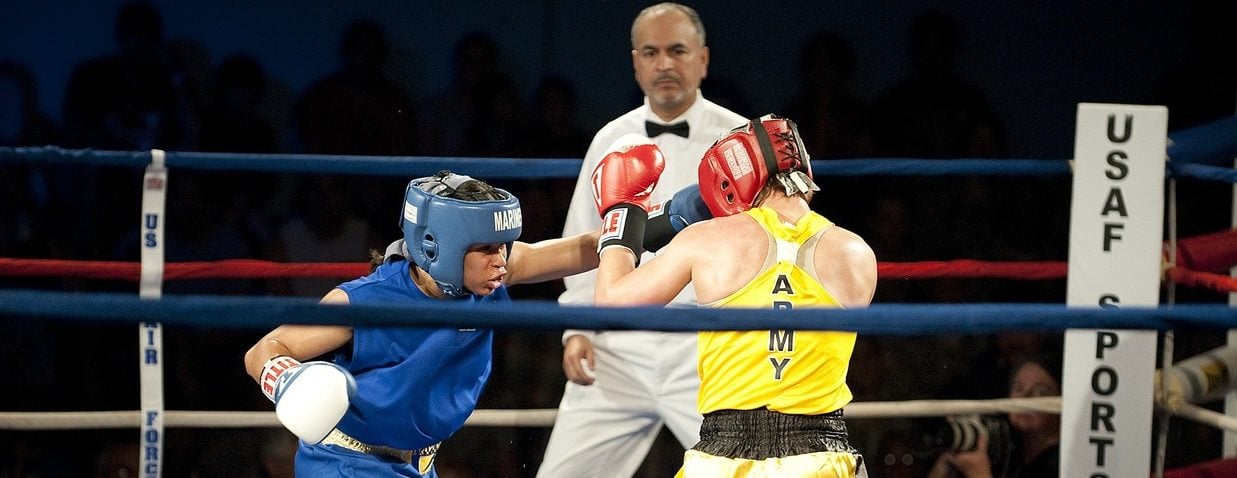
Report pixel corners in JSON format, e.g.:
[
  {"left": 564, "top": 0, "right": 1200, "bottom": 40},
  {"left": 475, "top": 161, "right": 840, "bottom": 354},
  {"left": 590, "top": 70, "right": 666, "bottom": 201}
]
[
  {"left": 0, "top": 117, "right": 1232, "bottom": 180},
  {"left": 3, "top": 146, "right": 1232, "bottom": 183},
  {"left": 0, "top": 145, "right": 1075, "bottom": 178},
  {"left": 0, "top": 289, "right": 1233, "bottom": 335}
]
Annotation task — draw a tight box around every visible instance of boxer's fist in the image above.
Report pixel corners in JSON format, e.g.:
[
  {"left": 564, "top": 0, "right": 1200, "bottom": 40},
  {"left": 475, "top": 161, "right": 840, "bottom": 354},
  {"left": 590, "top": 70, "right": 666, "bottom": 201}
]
[
  {"left": 591, "top": 134, "right": 665, "bottom": 217},
  {"left": 260, "top": 356, "right": 357, "bottom": 444},
  {"left": 666, "top": 184, "right": 712, "bottom": 231},
  {"left": 644, "top": 184, "right": 714, "bottom": 252}
]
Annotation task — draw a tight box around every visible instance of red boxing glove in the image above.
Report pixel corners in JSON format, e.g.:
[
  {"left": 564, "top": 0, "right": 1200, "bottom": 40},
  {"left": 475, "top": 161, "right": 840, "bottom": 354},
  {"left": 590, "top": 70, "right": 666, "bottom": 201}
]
[
  {"left": 590, "top": 134, "right": 666, "bottom": 217},
  {"left": 590, "top": 134, "right": 666, "bottom": 263}
]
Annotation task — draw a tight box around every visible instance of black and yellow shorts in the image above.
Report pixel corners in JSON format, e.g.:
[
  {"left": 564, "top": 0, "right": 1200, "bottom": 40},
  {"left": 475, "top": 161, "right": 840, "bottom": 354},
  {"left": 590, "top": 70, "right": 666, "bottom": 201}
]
[{"left": 675, "top": 408, "right": 867, "bottom": 478}]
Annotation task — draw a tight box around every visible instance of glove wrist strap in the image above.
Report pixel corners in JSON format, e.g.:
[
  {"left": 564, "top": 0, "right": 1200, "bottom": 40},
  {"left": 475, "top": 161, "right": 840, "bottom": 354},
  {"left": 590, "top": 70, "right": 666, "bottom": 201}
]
[
  {"left": 260, "top": 355, "right": 301, "bottom": 402},
  {"left": 598, "top": 204, "right": 648, "bottom": 265},
  {"left": 643, "top": 199, "right": 677, "bottom": 253}
]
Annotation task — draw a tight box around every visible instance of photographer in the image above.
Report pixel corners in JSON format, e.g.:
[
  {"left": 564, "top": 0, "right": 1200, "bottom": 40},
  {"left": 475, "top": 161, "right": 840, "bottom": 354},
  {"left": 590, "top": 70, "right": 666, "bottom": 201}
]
[{"left": 928, "top": 353, "right": 1062, "bottom": 478}]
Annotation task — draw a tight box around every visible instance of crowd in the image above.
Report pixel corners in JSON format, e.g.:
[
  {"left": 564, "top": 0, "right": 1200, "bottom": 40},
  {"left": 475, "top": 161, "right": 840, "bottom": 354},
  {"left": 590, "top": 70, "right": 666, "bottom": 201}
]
[{"left": 0, "top": 1, "right": 1232, "bottom": 477}]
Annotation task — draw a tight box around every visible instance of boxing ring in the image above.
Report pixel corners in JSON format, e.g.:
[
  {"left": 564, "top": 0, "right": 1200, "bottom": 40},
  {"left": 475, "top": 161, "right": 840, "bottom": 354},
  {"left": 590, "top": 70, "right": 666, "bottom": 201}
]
[{"left": 0, "top": 113, "right": 1234, "bottom": 476}]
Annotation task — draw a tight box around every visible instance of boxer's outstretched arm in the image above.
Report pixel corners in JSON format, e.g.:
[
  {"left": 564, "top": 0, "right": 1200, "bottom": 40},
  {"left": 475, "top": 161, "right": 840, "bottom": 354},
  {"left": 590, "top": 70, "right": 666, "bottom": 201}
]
[
  {"left": 595, "top": 225, "right": 697, "bottom": 307},
  {"left": 506, "top": 230, "right": 600, "bottom": 286}
]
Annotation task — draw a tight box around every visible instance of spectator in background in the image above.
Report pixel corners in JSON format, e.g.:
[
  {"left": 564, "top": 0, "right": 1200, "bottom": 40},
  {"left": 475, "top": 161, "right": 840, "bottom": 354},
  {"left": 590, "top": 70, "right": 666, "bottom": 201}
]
[
  {"left": 62, "top": 0, "right": 184, "bottom": 151},
  {"left": 844, "top": 337, "right": 925, "bottom": 478},
  {"left": 196, "top": 54, "right": 284, "bottom": 265},
  {"left": 60, "top": 0, "right": 187, "bottom": 260},
  {"left": 0, "top": 60, "right": 60, "bottom": 261},
  {"left": 0, "top": 60, "right": 60, "bottom": 148},
  {"left": 190, "top": 429, "right": 298, "bottom": 478},
  {"left": 928, "top": 350, "right": 1062, "bottom": 478},
  {"left": 201, "top": 54, "right": 280, "bottom": 154},
  {"left": 49, "top": 4, "right": 193, "bottom": 436},
  {"left": 781, "top": 31, "right": 872, "bottom": 160},
  {"left": 501, "top": 71, "right": 587, "bottom": 278},
  {"left": 294, "top": 19, "right": 416, "bottom": 156},
  {"left": 871, "top": 432, "right": 929, "bottom": 478},
  {"left": 863, "top": 11, "right": 1056, "bottom": 302},
  {"left": 294, "top": 19, "right": 416, "bottom": 249},
  {"left": 459, "top": 72, "right": 528, "bottom": 157},
  {"left": 871, "top": 10, "right": 998, "bottom": 159},
  {"left": 868, "top": 10, "right": 1008, "bottom": 306},
  {"left": 953, "top": 332, "right": 1055, "bottom": 400},
  {"left": 509, "top": 74, "right": 590, "bottom": 244},
  {"left": 521, "top": 74, "right": 591, "bottom": 159},
  {"left": 197, "top": 54, "right": 286, "bottom": 262},
  {"left": 419, "top": 31, "right": 506, "bottom": 156},
  {"left": 271, "top": 174, "right": 374, "bottom": 297},
  {"left": 200, "top": 53, "right": 283, "bottom": 250},
  {"left": 163, "top": 36, "right": 214, "bottom": 151},
  {"left": 780, "top": 31, "right": 875, "bottom": 237}
]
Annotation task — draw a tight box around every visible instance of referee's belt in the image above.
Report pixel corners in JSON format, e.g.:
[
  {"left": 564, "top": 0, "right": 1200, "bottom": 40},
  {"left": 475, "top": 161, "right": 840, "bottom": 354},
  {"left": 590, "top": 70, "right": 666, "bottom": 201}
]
[{"left": 322, "top": 429, "right": 440, "bottom": 463}]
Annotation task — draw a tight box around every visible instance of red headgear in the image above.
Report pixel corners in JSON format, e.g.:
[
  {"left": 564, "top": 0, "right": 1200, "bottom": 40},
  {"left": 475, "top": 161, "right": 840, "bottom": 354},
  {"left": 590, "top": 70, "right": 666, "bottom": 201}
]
[{"left": 697, "top": 114, "right": 817, "bottom": 217}]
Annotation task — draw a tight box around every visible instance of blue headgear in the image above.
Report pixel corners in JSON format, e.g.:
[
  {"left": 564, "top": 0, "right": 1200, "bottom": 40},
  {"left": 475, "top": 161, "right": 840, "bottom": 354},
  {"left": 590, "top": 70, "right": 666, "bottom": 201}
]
[{"left": 400, "top": 172, "right": 522, "bottom": 297}]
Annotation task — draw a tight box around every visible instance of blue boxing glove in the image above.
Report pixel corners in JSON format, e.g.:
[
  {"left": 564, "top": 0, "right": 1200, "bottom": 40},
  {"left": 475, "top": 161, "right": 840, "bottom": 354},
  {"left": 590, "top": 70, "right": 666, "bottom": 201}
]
[
  {"left": 260, "top": 356, "right": 357, "bottom": 445},
  {"left": 667, "top": 184, "right": 712, "bottom": 231},
  {"left": 644, "top": 184, "right": 713, "bottom": 252}
]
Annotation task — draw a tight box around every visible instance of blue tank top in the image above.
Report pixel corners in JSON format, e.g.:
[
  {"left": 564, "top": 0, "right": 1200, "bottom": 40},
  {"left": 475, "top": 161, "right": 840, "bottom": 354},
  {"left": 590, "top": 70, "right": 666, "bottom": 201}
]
[{"left": 332, "top": 260, "right": 509, "bottom": 449}]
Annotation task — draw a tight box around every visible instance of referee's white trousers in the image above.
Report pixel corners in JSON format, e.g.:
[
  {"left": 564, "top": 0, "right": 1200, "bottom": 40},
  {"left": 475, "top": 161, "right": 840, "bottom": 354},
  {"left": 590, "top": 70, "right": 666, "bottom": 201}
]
[{"left": 537, "top": 330, "right": 701, "bottom": 478}]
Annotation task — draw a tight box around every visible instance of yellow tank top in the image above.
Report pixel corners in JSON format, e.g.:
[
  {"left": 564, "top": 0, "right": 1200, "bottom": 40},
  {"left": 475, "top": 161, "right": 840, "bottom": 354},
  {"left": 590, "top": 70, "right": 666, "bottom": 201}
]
[{"left": 696, "top": 207, "right": 856, "bottom": 415}]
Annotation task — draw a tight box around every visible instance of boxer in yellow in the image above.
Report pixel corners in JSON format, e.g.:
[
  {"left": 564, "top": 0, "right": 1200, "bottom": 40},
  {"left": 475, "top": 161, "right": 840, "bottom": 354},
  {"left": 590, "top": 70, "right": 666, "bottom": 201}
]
[{"left": 590, "top": 115, "right": 877, "bottom": 478}]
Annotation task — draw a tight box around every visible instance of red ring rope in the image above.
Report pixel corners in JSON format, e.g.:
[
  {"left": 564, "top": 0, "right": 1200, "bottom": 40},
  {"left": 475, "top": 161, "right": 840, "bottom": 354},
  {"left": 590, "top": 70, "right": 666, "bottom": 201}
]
[{"left": 2, "top": 230, "right": 1233, "bottom": 292}]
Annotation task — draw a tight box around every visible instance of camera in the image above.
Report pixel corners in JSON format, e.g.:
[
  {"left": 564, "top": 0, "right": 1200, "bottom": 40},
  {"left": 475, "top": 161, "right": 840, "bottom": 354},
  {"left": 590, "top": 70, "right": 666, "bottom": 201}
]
[{"left": 927, "top": 414, "right": 1014, "bottom": 475}]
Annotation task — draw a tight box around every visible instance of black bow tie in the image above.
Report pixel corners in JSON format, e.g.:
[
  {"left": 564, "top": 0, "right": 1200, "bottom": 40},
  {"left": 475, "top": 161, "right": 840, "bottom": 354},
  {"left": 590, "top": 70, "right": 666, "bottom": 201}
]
[{"left": 645, "top": 120, "right": 689, "bottom": 138}]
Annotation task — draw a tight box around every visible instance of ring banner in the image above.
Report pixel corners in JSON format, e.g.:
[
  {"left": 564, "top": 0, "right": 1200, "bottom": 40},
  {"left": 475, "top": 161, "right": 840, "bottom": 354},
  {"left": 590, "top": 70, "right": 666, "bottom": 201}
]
[
  {"left": 1062, "top": 103, "right": 1167, "bottom": 477},
  {"left": 139, "top": 149, "right": 168, "bottom": 478}
]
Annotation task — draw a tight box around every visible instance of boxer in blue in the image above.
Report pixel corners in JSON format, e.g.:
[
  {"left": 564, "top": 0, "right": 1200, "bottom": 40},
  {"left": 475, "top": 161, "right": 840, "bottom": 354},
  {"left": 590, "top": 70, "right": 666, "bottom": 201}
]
[{"left": 243, "top": 171, "right": 603, "bottom": 477}]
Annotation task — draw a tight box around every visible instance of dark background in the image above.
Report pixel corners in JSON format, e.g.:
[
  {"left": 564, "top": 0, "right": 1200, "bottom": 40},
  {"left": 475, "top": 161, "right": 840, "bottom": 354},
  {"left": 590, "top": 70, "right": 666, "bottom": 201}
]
[
  {"left": 2, "top": 0, "right": 1231, "bottom": 157},
  {"left": 0, "top": 0, "right": 1233, "bottom": 477}
]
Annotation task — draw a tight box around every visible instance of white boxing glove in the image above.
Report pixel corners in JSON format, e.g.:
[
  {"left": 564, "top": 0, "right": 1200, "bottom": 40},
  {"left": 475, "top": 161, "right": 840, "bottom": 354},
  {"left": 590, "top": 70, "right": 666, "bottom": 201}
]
[{"left": 260, "top": 355, "right": 358, "bottom": 444}]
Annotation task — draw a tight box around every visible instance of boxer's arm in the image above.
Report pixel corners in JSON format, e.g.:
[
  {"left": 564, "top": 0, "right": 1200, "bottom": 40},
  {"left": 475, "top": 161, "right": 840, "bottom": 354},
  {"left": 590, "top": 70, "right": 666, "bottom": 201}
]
[
  {"left": 244, "top": 287, "right": 353, "bottom": 381},
  {"left": 595, "top": 223, "right": 698, "bottom": 307},
  {"left": 243, "top": 289, "right": 357, "bottom": 444},
  {"left": 244, "top": 323, "right": 353, "bottom": 382},
  {"left": 507, "top": 185, "right": 702, "bottom": 285},
  {"left": 505, "top": 230, "right": 600, "bottom": 286}
]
